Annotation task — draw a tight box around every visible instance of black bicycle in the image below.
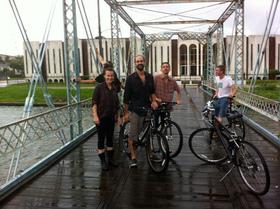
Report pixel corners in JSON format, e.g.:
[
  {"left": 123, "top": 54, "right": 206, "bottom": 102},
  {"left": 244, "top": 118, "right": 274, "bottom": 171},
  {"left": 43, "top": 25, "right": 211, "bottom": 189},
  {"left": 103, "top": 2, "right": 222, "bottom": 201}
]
[
  {"left": 201, "top": 98, "right": 245, "bottom": 140},
  {"left": 119, "top": 107, "right": 170, "bottom": 173},
  {"left": 157, "top": 102, "right": 183, "bottom": 158},
  {"left": 189, "top": 101, "right": 270, "bottom": 195}
]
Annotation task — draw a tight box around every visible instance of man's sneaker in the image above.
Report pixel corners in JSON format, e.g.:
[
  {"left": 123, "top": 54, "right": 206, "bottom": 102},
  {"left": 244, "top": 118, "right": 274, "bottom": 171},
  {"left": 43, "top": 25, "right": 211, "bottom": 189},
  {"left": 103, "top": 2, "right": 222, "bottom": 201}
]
[{"left": 129, "top": 159, "right": 137, "bottom": 168}]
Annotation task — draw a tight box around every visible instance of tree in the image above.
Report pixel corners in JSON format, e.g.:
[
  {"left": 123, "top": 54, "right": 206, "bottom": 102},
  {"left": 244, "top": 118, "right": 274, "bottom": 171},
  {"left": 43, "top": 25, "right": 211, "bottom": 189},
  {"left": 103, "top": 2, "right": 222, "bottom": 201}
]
[{"left": 8, "top": 56, "right": 24, "bottom": 76}]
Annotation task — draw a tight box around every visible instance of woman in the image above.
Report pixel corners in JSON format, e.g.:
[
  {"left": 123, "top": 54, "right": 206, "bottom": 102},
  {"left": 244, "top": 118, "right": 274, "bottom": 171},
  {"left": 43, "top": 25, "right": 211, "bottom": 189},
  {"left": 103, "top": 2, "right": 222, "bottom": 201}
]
[{"left": 92, "top": 65, "right": 119, "bottom": 171}]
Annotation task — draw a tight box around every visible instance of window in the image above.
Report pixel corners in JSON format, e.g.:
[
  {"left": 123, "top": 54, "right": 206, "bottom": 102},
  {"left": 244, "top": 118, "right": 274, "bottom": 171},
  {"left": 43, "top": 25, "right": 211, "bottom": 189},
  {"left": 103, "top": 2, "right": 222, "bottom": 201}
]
[
  {"left": 179, "top": 44, "right": 187, "bottom": 76},
  {"left": 251, "top": 44, "right": 253, "bottom": 72},
  {"left": 167, "top": 46, "right": 170, "bottom": 63},
  {"left": 59, "top": 49, "right": 62, "bottom": 74},
  {"left": 47, "top": 49, "right": 50, "bottom": 74},
  {"left": 53, "top": 49, "right": 56, "bottom": 74},
  {"left": 161, "top": 46, "right": 163, "bottom": 64},
  {"left": 154, "top": 46, "right": 157, "bottom": 72},
  {"left": 278, "top": 44, "right": 280, "bottom": 70},
  {"left": 25, "top": 50, "right": 28, "bottom": 74},
  {"left": 189, "top": 44, "right": 197, "bottom": 76}
]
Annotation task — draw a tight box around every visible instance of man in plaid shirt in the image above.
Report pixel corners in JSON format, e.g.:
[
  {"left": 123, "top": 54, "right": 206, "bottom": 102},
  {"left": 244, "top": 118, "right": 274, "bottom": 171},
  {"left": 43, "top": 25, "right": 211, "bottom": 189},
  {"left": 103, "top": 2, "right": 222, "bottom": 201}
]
[{"left": 154, "top": 62, "right": 182, "bottom": 127}]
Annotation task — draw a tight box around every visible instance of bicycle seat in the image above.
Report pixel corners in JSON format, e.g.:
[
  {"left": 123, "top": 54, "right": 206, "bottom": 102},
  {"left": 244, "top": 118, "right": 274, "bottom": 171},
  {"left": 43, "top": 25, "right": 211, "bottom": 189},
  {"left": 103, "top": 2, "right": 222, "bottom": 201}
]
[{"left": 226, "top": 111, "right": 242, "bottom": 120}]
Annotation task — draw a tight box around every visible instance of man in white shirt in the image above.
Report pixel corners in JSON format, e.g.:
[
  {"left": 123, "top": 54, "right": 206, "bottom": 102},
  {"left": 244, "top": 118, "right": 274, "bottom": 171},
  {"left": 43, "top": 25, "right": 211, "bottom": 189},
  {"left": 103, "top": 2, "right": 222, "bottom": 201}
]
[{"left": 213, "top": 65, "right": 237, "bottom": 123}]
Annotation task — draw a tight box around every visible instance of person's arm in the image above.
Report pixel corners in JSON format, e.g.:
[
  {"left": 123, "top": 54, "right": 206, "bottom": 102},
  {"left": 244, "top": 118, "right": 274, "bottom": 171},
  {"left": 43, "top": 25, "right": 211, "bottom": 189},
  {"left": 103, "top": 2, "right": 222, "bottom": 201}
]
[
  {"left": 92, "top": 85, "right": 100, "bottom": 124},
  {"left": 78, "top": 77, "right": 96, "bottom": 84},
  {"left": 230, "top": 84, "right": 237, "bottom": 98},
  {"left": 92, "top": 104, "right": 100, "bottom": 125},
  {"left": 150, "top": 76, "right": 158, "bottom": 109},
  {"left": 123, "top": 78, "right": 131, "bottom": 122},
  {"left": 95, "top": 48, "right": 105, "bottom": 65},
  {"left": 174, "top": 80, "right": 182, "bottom": 104}
]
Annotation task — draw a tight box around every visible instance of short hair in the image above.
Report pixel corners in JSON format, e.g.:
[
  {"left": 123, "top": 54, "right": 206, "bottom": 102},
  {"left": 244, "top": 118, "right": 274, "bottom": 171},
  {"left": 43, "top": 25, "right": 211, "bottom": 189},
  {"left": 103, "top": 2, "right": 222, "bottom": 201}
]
[
  {"left": 161, "top": 62, "right": 170, "bottom": 67},
  {"left": 134, "top": 54, "right": 145, "bottom": 62},
  {"left": 103, "top": 61, "right": 113, "bottom": 70},
  {"left": 216, "top": 65, "right": 226, "bottom": 74}
]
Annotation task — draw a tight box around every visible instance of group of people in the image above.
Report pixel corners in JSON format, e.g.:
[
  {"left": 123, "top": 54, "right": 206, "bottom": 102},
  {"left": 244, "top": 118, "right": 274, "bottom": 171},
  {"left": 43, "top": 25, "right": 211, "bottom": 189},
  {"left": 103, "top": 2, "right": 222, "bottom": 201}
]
[{"left": 91, "top": 54, "right": 236, "bottom": 171}]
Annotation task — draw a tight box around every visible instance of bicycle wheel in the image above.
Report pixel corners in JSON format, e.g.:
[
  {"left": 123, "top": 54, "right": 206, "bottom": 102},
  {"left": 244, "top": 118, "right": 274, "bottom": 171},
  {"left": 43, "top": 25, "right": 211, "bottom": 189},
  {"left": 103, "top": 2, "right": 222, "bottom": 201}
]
[
  {"left": 119, "top": 122, "right": 130, "bottom": 155},
  {"left": 160, "top": 120, "right": 183, "bottom": 158},
  {"left": 189, "top": 128, "right": 228, "bottom": 164},
  {"left": 236, "top": 141, "right": 270, "bottom": 195},
  {"left": 146, "top": 130, "right": 169, "bottom": 173}
]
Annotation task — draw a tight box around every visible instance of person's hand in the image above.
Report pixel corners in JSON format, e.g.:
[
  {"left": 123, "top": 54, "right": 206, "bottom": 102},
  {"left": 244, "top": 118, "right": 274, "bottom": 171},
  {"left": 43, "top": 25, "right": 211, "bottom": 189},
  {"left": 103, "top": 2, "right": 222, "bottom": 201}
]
[
  {"left": 124, "top": 112, "right": 129, "bottom": 123},
  {"left": 151, "top": 101, "right": 158, "bottom": 110},
  {"left": 176, "top": 99, "right": 182, "bottom": 105},
  {"left": 93, "top": 116, "right": 100, "bottom": 125},
  {"left": 155, "top": 97, "right": 162, "bottom": 103}
]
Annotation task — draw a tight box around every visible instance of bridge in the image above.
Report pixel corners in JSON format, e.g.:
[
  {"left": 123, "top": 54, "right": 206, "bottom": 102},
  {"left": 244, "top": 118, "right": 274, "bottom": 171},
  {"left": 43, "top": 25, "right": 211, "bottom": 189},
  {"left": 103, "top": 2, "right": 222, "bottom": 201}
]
[{"left": 0, "top": 0, "right": 280, "bottom": 208}]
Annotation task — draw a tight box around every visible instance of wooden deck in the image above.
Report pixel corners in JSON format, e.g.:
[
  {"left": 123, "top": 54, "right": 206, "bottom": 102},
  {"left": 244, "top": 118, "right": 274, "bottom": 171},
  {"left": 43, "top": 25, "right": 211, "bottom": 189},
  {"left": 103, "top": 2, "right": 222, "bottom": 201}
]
[{"left": 1, "top": 87, "right": 280, "bottom": 209}]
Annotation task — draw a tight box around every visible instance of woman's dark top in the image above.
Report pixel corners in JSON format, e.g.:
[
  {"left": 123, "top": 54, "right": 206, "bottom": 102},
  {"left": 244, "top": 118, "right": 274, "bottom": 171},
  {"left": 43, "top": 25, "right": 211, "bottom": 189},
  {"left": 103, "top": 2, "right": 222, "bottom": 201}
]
[
  {"left": 95, "top": 73, "right": 121, "bottom": 93},
  {"left": 92, "top": 82, "right": 119, "bottom": 119}
]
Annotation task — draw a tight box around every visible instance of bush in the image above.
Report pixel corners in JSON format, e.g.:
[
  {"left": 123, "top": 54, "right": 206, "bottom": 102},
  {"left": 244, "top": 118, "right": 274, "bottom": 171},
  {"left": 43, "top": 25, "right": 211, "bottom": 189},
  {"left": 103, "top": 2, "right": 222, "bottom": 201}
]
[{"left": 269, "top": 69, "right": 280, "bottom": 79}]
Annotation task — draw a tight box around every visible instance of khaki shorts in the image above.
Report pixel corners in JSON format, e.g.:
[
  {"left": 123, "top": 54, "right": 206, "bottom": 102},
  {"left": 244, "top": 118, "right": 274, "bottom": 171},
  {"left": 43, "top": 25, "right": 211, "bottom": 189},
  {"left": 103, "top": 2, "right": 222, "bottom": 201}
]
[{"left": 128, "top": 112, "right": 145, "bottom": 141}]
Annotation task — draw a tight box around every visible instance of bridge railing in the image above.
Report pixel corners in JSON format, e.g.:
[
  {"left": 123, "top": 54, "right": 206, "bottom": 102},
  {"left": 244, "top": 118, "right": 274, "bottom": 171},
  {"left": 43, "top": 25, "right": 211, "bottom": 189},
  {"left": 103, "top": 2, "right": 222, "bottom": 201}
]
[
  {"left": 0, "top": 99, "right": 95, "bottom": 198},
  {"left": 202, "top": 81, "right": 280, "bottom": 122}
]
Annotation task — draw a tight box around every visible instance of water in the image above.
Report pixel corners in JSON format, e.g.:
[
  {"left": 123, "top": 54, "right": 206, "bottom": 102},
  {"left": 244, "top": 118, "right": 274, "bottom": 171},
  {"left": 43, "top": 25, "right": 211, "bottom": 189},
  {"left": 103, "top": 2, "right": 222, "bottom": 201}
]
[{"left": 0, "top": 106, "right": 48, "bottom": 127}]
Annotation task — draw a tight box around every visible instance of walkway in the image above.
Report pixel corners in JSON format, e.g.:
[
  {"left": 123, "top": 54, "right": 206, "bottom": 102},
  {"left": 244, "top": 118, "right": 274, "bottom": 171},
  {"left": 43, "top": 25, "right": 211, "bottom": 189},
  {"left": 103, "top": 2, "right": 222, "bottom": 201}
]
[{"left": 1, "top": 87, "right": 280, "bottom": 209}]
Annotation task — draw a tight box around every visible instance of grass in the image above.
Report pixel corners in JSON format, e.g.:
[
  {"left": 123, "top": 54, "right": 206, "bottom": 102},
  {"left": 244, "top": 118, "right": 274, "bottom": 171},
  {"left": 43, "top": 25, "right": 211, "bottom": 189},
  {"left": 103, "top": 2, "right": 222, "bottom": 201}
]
[
  {"left": 244, "top": 80, "right": 280, "bottom": 101},
  {"left": 0, "top": 83, "right": 95, "bottom": 104}
]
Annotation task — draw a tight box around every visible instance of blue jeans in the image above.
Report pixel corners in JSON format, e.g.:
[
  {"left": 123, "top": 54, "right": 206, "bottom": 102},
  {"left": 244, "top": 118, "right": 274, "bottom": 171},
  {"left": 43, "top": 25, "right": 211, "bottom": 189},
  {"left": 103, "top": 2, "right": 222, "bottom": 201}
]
[{"left": 214, "top": 97, "right": 229, "bottom": 118}]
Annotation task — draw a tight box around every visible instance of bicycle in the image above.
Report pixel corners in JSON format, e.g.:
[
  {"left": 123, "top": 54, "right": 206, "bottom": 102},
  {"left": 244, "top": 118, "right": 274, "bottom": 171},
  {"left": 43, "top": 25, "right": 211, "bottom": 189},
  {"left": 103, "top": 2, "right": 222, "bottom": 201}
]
[
  {"left": 119, "top": 107, "right": 170, "bottom": 173},
  {"left": 189, "top": 101, "right": 270, "bottom": 195},
  {"left": 201, "top": 98, "right": 245, "bottom": 140},
  {"left": 157, "top": 102, "right": 183, "bottom": 158}
]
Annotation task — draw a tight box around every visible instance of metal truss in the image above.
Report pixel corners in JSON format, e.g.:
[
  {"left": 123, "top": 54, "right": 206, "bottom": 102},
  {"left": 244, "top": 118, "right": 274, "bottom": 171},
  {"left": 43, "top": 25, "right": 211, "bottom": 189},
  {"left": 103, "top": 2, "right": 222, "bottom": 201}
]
[
  {"left": 137, "top": 20, "right": 216, "bottom": 26},
  {"left": 117, "top": 0, "right": 232, "bottom": 6},
  {"left": 111, "top": 8, "right": 122, "bottom": 77},
  {"left": 207, "top": 1, "right": 236, "bottom": 35},
  {"left": 104, "top": 0, "right": 145, "bottom": 38},
  {"left": 206, "top": 34, "right": 214, "bottom": 84},
  {"left": 130, "top": 28, "right": 137, "bottom": 72},
  {"left": 216, "top": 23, "right": 224, "bottom": 65},
  {"left": 63, "top": 0, "right": 82, "bottom": 139},
  {"left": 234, "top": 0, "right": 244, "bottom": 86},
  {"left": 145, "top": 32, "right": 207, "bottom": 48}
]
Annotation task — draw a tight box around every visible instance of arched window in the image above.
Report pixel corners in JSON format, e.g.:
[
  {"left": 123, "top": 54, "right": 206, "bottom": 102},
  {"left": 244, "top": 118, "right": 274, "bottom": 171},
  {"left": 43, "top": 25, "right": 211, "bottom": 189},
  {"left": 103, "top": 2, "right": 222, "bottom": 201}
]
[
  {"left": 203, "top": 44, "right": 207, "bottom": 77},
  {"left": 189, "top": 44, "right": 197, "bottom": 76},
  {"left": 179, "top": 44, "right": 187, "bottom": 76}
]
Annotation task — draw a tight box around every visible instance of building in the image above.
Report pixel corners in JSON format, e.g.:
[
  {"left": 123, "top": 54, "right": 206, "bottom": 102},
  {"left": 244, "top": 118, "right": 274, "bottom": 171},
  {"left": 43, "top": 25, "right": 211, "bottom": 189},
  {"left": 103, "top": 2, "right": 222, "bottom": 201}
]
[{"left": 24, "top": 35, "right": 280, "bottom": 83}]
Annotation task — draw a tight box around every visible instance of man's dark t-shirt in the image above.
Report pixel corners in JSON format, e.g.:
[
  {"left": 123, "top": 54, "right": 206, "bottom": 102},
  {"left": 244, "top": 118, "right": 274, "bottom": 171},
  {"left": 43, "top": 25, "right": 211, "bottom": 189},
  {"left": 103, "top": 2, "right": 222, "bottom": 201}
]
[{"left": 123, "top": 71, "right": 155, "bottom": 116}]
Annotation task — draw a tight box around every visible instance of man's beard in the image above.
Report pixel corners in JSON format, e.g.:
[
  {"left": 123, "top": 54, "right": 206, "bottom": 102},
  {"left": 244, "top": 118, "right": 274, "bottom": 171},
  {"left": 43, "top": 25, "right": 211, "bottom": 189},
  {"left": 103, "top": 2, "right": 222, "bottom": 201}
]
[{"left": 136, "top": 64, "right": 144, "bottom": 71}]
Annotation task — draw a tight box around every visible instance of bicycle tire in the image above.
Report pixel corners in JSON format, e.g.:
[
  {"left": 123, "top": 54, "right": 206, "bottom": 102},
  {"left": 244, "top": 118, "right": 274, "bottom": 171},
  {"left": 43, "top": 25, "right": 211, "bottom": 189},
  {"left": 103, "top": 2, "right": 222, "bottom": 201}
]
[
  {"left": 189, "top": 128, "right": 227, "bottom": 164},
  {"left": 146, "top": 130, "right": 169, "bottom": 173},
  {"left": 160, "top": 120, "right": 183, "bottom": 158},
  {"left": 236, "top": 141, "right": 270, "bottom": 195}
]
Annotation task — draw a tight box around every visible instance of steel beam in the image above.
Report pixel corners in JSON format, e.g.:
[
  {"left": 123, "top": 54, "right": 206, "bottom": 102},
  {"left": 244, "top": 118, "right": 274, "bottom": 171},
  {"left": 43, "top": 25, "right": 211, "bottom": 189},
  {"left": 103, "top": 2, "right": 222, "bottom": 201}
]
[
  {"left": 111, "top": 8, "right": 121, "bottom": 77},
  {"left": 234, "top": 0, "right": 244, "bottom": 86},
  {"left": 206, "top": 34, "right": 214, "bottom": 84},
  {"left": 216, "top": 23, "right": 224, "bottom": 65},
  {"left": 63, "top": 0, "right": 82, "bottom": 139},
  {"left": 104, "top": 0, "right": 145, "bottom": 38},
  {"left": 117, "top": 0, "right": 232, "bottom": 6},
  {"left": 137, "top": 20, "right": 217, "bottom": 26},
  {"left": 207, "top": 1, "right": 236, "bottom": 35}
]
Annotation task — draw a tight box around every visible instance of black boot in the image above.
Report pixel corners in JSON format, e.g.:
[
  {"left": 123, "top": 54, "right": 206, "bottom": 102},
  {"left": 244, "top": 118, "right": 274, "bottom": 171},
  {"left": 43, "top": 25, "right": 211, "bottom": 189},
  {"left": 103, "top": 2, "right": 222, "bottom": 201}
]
[
  {"left": 107, "top": 150, "right": 118, "bottom": 167},
  {"left": 98, "top": 153, "right": 109, "bottom": 171}
]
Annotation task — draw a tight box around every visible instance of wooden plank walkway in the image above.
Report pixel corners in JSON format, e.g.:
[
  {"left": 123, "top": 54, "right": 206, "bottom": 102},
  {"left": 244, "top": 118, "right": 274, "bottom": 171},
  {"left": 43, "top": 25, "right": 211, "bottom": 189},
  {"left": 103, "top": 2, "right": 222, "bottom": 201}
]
[{"left": 1, "top": 87, "right": 279, "bottom": 209}]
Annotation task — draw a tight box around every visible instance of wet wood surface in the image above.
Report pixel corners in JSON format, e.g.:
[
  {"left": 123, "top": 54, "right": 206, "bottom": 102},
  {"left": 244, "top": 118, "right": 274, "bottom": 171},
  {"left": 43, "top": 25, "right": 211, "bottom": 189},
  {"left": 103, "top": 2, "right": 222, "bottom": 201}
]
[{"left": 1, "top": 87, "right": 280, "bottom": 209}]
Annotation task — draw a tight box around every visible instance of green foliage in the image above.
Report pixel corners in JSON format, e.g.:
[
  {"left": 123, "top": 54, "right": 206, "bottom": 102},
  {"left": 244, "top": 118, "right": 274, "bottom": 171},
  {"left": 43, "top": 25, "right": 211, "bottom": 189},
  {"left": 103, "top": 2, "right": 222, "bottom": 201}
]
[
  {"left": 0, "top": 83, "right": 94, "bottom": 104},
  {"left": 244, "top": 80, "right": 280, "bottom": 101},
  {"left": 269, "top": 69, "right": 280, "bottom": 79}
]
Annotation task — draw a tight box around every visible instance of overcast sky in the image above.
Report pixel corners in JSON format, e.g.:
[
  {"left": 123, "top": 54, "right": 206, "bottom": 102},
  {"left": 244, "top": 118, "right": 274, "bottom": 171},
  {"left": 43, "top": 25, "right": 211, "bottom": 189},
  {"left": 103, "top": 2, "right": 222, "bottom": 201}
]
[{"left": 0, "top": 0, "right": 280, "bottom": 56}]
